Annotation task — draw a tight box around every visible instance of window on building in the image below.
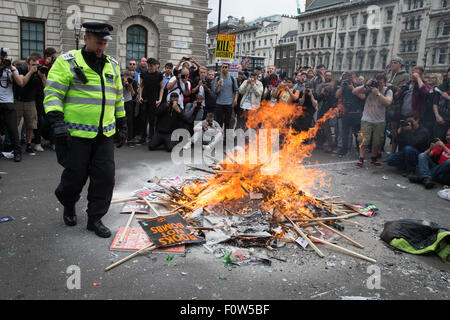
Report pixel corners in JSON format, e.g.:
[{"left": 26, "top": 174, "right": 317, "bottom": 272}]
[
  {"left": 443, "top": 20, "right": 450, "bottom": 35},
  {"left": 313, "top": 38, "right": 317, "bottom": 48},
  {"left": 320, "top": 37, "right": 324, "bottom": 48},
  {"left": 360, "top": 33, "right": 366, "bottom": 46},
  {"left": 352, "top": 15, "right": 357, "bottom": 26},
  {"left": 315, "top": 20, "right": 319, "bottom": 30},
  {"left": 369, "top": 55, "right": 375, "bottom": 69},
  {"left": 337, "top": 56, "right": 343, "bottom": 70},
  {"left": 283, "top": 50, "right": 287, "bottom": 59},
  {"left": 444, "top": 0, "right": 449, "bottom": 8},
  {"left": 350, "top": 35, "right": 355, "bottom": 47},
  {"left": 372, "top": 32, "right": 378, "bottom": 46},
  {"left": 126, "top": 25, "right": 147, "bottom": 61},
  {"left": 439, "top": 48, "right": 447, "bottom": 64},
  {"left": 299, "top": 57, "right": 303, "bottom": 67},
  {"left": 306, "top": 38, "right": 310, "bottom": 49},
  {"left": 308, "top": 22, "right": 311, "bottom": 31},
  {"left": 328, "top": 36, "right": 332, "bottom": 47},
  {"left": 363, "top": 14, "right": 368, "bottom": 25},
  {"left": 381, "top": 55, "right": 388, "bottom": 68},
  {"left": 348, "top": 56, "right": 353, "bottom": 70},
  {"left": 325, "top": 56, "right": 330, "bottom": 68},
  {"left": 387, "top": 9, "right": 393, "bottom": 22},
  {"left": 341, "top": 16, "right": 347, "bottom": 29},
  {"left": 384, "top": 30, "right": 391, "bottom": 43},
  {"left": 301, "top": 23, "right": 305, "bottom": 32},
  {"left": 358, "top": 56, "right": 364, "bottom": 70},
  {"left": 276, "top": 51, "right": 280, "bottom": 59},
  {"left": 329, "top": 17, "right": 334, "bottom": 28},
  {"left": 321, "top": 19, "right": 326, "bottom": 29},
  {"left": 20, "top": 20, "right": 45, "bottom": 59},
  {"left": 299, "top": 38, "right": 304, "bottom": 50},
  {"left": 290, "top": 49, "right": 295, "bottom": 58}
]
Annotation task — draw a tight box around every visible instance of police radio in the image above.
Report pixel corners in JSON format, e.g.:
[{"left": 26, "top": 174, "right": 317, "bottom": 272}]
[{"left": 73, "top": 60, "right": 88, "bottom": 84}]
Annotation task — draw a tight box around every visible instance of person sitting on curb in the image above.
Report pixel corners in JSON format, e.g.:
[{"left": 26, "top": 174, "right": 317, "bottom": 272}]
[
  {"left": 386, "top": 112, "right": 430, "bottom": 176},
  {"left": 409, "top": 127, "right": 450, "bottom": 189}
]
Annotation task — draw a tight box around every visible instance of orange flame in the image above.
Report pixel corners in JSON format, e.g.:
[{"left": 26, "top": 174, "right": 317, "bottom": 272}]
[{"left": 179, "top": 100, "right": 341, "bottom": 219}]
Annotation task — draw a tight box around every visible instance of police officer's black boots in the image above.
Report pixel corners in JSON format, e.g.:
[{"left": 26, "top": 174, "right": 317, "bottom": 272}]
[
  {"left": 63, "top": 206, "right": 77, "bottom": 226},
  {"left": 87, "top": 219, "right": 111, "bottom": 238}
]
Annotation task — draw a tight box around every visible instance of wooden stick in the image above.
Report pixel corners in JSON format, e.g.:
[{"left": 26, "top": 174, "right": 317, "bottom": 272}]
[
  {"left": 340, "top": 219, "right": 363, "bottom": 227},
  {"left": 285, "top": 215, "right": 325, "bottom": 258},
  {"left": 186, "top": 165, "right": 217, "bottom": 175},
  {"left": 318, "top": 222, "right": 364, "bottom": 249},
  {"left": 119, "top": 210, "right": 135, "bottom": 243},
  {"left": 110, "top": 197, "right": 139, "bottom": 204},
  {"left": 105, "top": 244, "right": 157, "bottom": 272},
  {"left": 294, "top": 212, "right": 360, "bottom": 223},
  {"left": 140, "top": 196, "right": 162, "bottom": 217},
  {"left": 308, "top": 235, "right": 376, "bottom": 264}
]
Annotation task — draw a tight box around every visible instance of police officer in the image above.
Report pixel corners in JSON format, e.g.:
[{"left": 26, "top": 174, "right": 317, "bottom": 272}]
[{"left": 44, "top": 22, "right": 127, "bottom": 238}]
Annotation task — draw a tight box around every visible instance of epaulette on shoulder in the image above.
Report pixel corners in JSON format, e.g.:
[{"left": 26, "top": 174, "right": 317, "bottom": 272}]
[{"left": 109, "top": 56, "right": 119, "bottom": 65}]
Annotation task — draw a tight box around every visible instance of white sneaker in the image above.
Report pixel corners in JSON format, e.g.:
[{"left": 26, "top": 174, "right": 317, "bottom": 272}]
[{"left": 34, "top": 144, "right": 44, "bottom": 152}]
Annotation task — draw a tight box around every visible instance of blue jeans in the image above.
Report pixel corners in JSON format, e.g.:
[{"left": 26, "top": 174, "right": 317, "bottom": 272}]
[
  {"left": 386, "top": 146, "right": 420, "bottom": 173},
  {"left": 418, "top": 153, "right": 450, "bottom": 184}
]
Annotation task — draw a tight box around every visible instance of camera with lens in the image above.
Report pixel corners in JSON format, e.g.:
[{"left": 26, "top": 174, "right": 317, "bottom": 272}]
[
  {"left": 126, "top": 77, "right": 133, "bottom": 84},
  {"left": 400, "top": 119, "right": 413, "bottom": 127},
  {"left": 369, "top": 80, "right": 379, "bottom": 88},
  {"left": 181, "top": 74, "right": 188, "bottom": 80},
  {"left": 400, "top": 83, "right": 410, "bottom": 92},
  {"left": 342, "top": 79, "right": 351, "bottom": 87}
]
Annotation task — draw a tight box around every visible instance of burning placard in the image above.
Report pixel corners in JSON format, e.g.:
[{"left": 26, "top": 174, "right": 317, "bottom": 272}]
[{"left": 138, "top": 214, "right": 203, "bottom": 248}]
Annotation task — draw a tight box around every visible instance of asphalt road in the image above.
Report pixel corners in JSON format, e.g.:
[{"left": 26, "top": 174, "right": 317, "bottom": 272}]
[{"left": 0, "top": 143, "right": 449, "bottom": 300}]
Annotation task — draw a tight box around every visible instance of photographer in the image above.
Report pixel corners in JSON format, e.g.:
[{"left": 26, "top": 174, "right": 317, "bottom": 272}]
[
  {"left": 184, "top": 112, "right": 223, "bottom": 152},
  {"left": 237, "top": 72, "right": 263, "bottom": 129},
  {"left": 184, "top": 94, "right": 205, "bottom": 132},
  {"left": 263, "top": 73, "right": 280, "bottom": 102},
  {"left": 202, "top": 69, "right": 217, "bottom": 118},
  {"left": 353, "top": 73, "right": 393, "bottom": 168},
  {"left": 433, "top": 67, "right": 450, "bottom": 140},
  {"left": 148, "top": 92, "right": 190, "bottom": 152},
  {"left": 336, "top": 72, "right": 365, "bottom": 156},
  {"left": 14, "top": 54, "right": 47, "bottom": 155},
  {"left": 316, "top": 74, "right": 337, "bottom": 152},
  {"left": 274, "top": 78, "right": 299, "bottom": 105},
  {"left": 294, "top": 82, "right": 319, "bottom": 132},
  {"left": 0, "top": 48, "right": 24, "bottom": 161},
  {"left": 395, "top": 66, "right": 430, "bottom": 122},
  {"left": 34, "top": 48, "right": 57, "bottom": 151},
  {"left": 409, "top": 128, "right": 450, "bottom": 189},
  {"left": 386, "top": 57, "right": 410, "bottom": 154},
  {"left": 122, "top": 70, "right": 136, "bottom": 146},
  {"left": 386, "top": 112, "right": 430, "bottom": 175},
  {"left": 166, "top": 67, "right": 192, "bottom": 111},
  {"left": 138, "top": 58, "right": 164, "bottom": 145}
]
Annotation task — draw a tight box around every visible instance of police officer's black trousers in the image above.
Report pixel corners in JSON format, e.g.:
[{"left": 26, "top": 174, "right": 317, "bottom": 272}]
[{"left": 55, "top": 135, "right": 115, "bottom": 220}]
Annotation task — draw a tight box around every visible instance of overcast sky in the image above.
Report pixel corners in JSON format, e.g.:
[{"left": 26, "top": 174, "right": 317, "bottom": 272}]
[{"left": 207, "top": 0, "right": 306, "bottom": 24}]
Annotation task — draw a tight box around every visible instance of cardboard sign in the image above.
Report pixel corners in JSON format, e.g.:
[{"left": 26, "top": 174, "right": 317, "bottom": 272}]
[
  {"left": 134, "top": 187, "right": 155, "bottom": 199},
  {"left": 215, "top": 33, "right": 236, "bottom": 60},
  {"left": 120, "top": 201, "right": 150, "bottom": 214},
  {"left": 138, "top": 214, "right": 203, "bottom": 248},
  {"left": 110, "top": 227, "right": 185, "bottom": 254}
]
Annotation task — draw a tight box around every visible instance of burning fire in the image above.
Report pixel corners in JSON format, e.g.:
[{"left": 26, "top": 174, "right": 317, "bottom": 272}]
[{"left": 178, "top": 100, "right": 342, "bottom": 220}]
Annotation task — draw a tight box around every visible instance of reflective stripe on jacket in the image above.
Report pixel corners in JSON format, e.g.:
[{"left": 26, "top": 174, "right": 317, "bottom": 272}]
[{"left": 44, "top": 49, "right": 125, "bottom": 138}]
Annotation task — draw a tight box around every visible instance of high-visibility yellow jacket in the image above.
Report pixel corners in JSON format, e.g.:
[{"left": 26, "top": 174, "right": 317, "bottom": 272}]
[{"left": 44, "top": 49, "right": 125, "bottom": 138}]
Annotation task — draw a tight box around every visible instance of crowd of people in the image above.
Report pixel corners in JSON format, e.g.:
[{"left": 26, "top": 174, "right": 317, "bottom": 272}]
[{"left": 1, "top": 47, "right": 449, "bottom": 189}]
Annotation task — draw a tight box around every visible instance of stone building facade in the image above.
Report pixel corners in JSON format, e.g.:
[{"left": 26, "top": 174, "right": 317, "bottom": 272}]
[
  {"left": 274, "top": 30, "right": 297, "bottom": 78},
  {"left": 297, "top": 0, "right": 450, "bottom": 76},
  {"left": 0, "top": 0, "right": 210, "bottom": 68}
]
